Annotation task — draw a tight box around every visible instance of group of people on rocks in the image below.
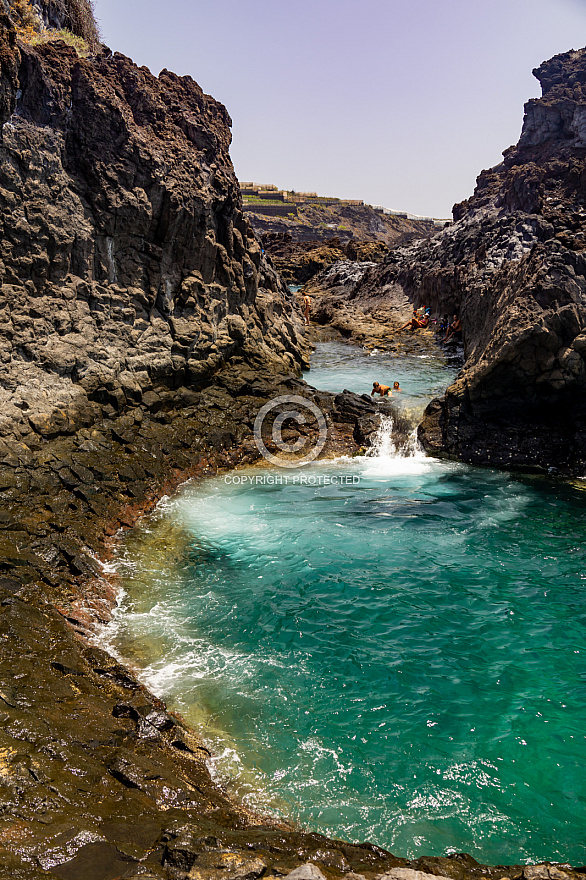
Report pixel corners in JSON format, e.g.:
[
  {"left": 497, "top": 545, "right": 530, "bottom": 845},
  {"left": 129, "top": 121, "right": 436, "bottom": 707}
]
[
  {"left": 438, "top": 313, "right": 462, "bottom": 344},
  {"left": 298, "top": 293, "right": 462, "bottom": 406},
  {"left": 371, "top": 309, "right": 462, "bottom": 401},
  {"left": 397, "top": 306, "right": 462, "bottom": 344},
  {"left": 299, "top": 293, "right": 461, "bottom": 346}
]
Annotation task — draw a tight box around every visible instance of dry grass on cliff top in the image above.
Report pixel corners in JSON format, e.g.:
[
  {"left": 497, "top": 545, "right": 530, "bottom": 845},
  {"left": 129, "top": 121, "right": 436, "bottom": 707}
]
[
  {"left": 11, "top": 0, "right": 100, "bottom": 52},
  {"left": 18, "top": 26, "right": 91, "bottom": 57}
]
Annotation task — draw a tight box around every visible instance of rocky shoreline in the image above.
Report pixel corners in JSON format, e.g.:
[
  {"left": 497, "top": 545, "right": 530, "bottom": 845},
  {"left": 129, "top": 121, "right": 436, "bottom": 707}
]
[
  {"left": 0, "top": 1, "right": 585, "bottom": 876},
  {"left": 0, "top": 360, "right": 410, "bottom": 879},
  {"left": 2, "top": 373, "right": 583, "bottom": 880},
  {"left": 260, "top": 235, "right": 390, "bottom": 287}
]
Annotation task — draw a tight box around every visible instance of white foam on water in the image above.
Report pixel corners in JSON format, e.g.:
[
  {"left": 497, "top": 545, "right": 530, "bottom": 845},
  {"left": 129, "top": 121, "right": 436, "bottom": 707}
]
[
  {"left": 474, "top": 483, "right": 532, "bottom": 530},
  {"left": 177, "top": 484, "right": 280, "bottom": 554},
  {"left": 360, "top": 415, "right": 439, "bottom": 478},
  {"left": 208, "top": 745, "right": 244, "bottom": 784},
  {"left": 90, "top": 582, "right": 128, "bottom": 659},
  {"left": 299, "top": 738, "right": 353, "bottom": 780}
]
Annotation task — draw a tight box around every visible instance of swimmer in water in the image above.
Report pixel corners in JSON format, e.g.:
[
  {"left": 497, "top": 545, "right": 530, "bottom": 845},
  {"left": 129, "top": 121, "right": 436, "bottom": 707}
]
[
  {"left": 372, "top": 382, "right": 392, "bottom": 397},
  {"left": 393, "top": 381, "right": 402, "bottom": 392}
]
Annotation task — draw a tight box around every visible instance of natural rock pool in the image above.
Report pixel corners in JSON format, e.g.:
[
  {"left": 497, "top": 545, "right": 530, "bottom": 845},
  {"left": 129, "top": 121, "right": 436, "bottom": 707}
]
[{"left": 99, "top": 342, "right": 586, "bottom": 866}]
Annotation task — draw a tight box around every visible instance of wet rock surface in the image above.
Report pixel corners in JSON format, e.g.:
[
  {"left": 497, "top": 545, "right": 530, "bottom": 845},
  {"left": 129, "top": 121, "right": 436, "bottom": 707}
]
[
  {"left": 1, "top": 392, "right": 555, "bottom": 880},
  {"left": 0, "top": 364, "right": 404, "bottom": 878}
]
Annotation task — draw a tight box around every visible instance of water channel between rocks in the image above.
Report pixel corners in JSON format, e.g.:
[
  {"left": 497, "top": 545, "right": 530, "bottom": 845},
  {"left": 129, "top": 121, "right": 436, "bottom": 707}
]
[{"left": 97, "top": 341, "right": 586, "bottom": 866}]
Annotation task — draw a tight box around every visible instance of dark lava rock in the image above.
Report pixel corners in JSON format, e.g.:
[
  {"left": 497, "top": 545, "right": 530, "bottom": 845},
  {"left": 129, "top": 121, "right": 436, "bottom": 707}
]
[{"left": 0, "top": 18, "right": 309, "bottom": 448}]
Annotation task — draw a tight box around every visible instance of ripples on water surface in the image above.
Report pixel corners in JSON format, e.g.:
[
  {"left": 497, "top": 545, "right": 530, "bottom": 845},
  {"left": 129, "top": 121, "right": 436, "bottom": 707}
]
[
  {"left": 102, "top": 343, "right": 586, "bottom": 866},
  {"left": 303, "top": 339, "right": 462, "bottom": 418}
]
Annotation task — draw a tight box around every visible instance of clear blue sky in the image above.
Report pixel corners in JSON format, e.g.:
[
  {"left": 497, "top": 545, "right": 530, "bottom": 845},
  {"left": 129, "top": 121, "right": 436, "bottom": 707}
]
[{"left": 93, "top": 0, "right": 586, "bottom": 218}]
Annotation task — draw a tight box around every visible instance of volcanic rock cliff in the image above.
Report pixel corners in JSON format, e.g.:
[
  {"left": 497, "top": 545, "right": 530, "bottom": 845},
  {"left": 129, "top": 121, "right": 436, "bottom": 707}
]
[
  {"left": 309, "top": 48, "right": 586, "bottom": 475},
  {"left": 251, "top": 204, "right": 439, "bottom": 285},
  {"left": 0, "top": 16, "right": 309, "bottom": 446}
]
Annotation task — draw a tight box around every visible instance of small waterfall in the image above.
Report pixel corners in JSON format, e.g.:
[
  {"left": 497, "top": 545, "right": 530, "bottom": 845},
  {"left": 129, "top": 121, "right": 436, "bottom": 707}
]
[
  {"left": 368, "top": 415, "right": 399, "bottom": 459},
  {"left": 364, "top": 414, "right": 429, "bottom": 475},
  {"left": 368, "top": 415, "right": 420, "bottom": 460}
]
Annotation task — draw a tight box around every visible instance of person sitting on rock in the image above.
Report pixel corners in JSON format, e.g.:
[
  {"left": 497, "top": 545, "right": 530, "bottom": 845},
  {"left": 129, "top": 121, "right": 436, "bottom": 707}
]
[
  {"left": 372, "top": 382, "right": 392, "bottom": 397},
  {"left": 398, "top": 309, "right": 430, "bottom": 331},
  {"left": 443, "top": 314, "right": 462, "bottom": 344},
  {"left": 439, "top": 314, "right": 449, "bottom": 333},
  {"left": 393, "top": 381, "right": 402, "bottom": 392},
  {"left": 398, "top": 309, "right": 420, "bottom": 331}
]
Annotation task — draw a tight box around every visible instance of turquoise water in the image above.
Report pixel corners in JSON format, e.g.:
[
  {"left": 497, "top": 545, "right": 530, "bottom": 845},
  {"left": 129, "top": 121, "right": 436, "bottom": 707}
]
[
  {"left": 103, "top": 343, "right": 586, "bottom": 866},
  {"left": 303, "top": 340, "right": 461, "bottom": 418}
]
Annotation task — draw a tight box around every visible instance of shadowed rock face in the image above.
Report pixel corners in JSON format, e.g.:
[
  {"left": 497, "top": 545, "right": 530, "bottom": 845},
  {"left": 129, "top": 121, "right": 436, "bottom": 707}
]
[
  {"left": 416, "top": 49, "right": 586, "bottom": 473},
  {"left": 0, "top": 8, "right": 17, "bottom": 119},
  {"left": 417, "top": 49, "right": 586, "bottom": 473}
]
